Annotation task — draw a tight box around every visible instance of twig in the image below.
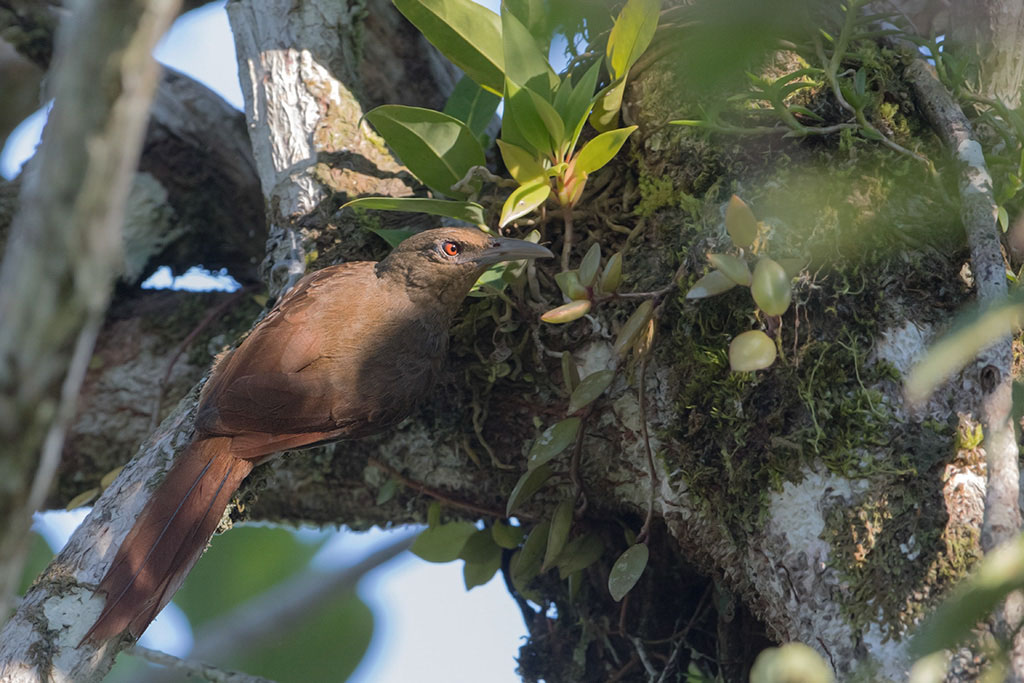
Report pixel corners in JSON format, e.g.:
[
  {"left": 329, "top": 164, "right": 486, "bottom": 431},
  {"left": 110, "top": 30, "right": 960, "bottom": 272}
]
[
  {"left": 130, "top": 645, "right": 275, "bottom": 683},
  {"left": 367, "top": 457, "right": 519, "bottom": 520},
  {"left": 635, "top": 342, "right": 658, "bottom": 545}
]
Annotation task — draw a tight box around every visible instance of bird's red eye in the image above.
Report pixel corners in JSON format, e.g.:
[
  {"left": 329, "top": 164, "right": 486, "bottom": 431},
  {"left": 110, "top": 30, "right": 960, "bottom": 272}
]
[{"left": 442, "top": 241, "right": 461, "bottom": 257}]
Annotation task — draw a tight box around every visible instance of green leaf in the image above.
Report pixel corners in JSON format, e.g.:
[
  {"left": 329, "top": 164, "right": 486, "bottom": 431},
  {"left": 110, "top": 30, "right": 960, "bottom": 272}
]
[
  {"left": 393, "top": 0, "right": 504, "bottom": 94},
  {"left": 729, "top": 330, "right": 777, "bottom": 372},
  {"left": 443, "top": 74, "right": 501, "bottom": 140},
  {"left": 575, "top": 126, "right": 638, "bottom": 176},
  {"left": 578, "top": 243, "right": 602, "bottom": 287},
  {"left": 411, "top": 521, "right": 478, "bottom": 562},
  {"left": 608, "top": 543, "right": 649, "bottom": 601},
  {"left": 541, "top": 299, "right": 592, "bottom": 323},
  {"left": 491, "top": 520, "right": 526, "bottom": 549},
  {"left": 366, "top": 227, "right": 420, "bottom": 248},
  {"left": 463, "top": 552, "right": 502, "bottom": 590},
  {"left": 555, "top": 532, "right": 605, "bottom": 578},
  {"left": 527, "top": 417, "right": 581, "bottom": 470},
  {"left": 706, "top": 253, "right": 751, "bottom": 286},
  {"left": 427, "top": 501, "right": 441, "bottom": 527},
  {"left": 555, "top": 270, "right": 589, "bottom": 300},
  {"left": 568, "top": 369, "right": 614, "bottom": 413},
  {"left": 460, "top": 529, "right": 502, "bottom": 589},
  {"left": 499, "top": 178, "right": 551, "bottom": 227},
  {"left": 725, "top": 194, "right": 758, "bottom": 248},
  {"left": 607, "top": 0, "right": 661, "bottom": 79},
  {"left": 598, "top": 252, "right": 623, "bottom": 293},
  {"left": 751, "top": 257, "right": 792, "bottom": 316},
  {"left": 543, "top": 500, "right": 575, "bottom": 571},
  {"left": 527, "top": 88, "right": 566, "bottom": 150},
  {"left": 497, "top": 139, "right": 546, "bottom": 185},
  {"left": 614, "top": 299, "right": 654, "bottom": 355},
  {"left": 505, "top": 79, "right": 555, "bottom": 158},
  {"left": 589, "top": 78, "right": 626, "bottom": 133},
  {"left": 365, "top": 105, "right": 486, "bottom": 198},
  {"left": 343, "top": 197, "right": 486, "bottom": 225},
  {"left": 376, "top": 478, "right": 399, "bottom": 505},
  {"left": 561, "top": 351, "right": 580, "bottom": 393},
  {"left": 560, "top": 61, "right": 603, "bottom": 153},
  {"left": 501, "top": 4, "right": 557, "bottom": 97},
  {"left": 18, "top": 532, "right": 53, "bottom": 596},
  {"left": 750, "top": 643, "right": 833, "bottom": 683},
  {"left": 685, "top": 269, "right": 738, "bottom": 299},
  {"left": 511, "top": 519, "right": 551, "bottom": 587},
  {"left": 507, "top": 463, "right": 554, "bottom": 516}
]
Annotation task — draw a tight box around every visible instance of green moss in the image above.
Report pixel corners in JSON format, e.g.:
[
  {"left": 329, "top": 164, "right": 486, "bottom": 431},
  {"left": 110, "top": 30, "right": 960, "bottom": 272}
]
[{"left": 634, "top": 174, "right": 678, "bottom": 217}]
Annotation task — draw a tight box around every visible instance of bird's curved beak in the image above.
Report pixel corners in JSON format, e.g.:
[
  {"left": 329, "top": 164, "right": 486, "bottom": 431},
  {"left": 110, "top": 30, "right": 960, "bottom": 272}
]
[{"left": 472, "top": 238, "right": 554, "bottom": 266}]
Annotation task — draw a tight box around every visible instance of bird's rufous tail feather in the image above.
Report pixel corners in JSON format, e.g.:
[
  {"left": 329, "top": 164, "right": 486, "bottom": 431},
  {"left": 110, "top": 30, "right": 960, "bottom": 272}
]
[{"left": 82, "top": 437, "right": 253, "bottom": 643}]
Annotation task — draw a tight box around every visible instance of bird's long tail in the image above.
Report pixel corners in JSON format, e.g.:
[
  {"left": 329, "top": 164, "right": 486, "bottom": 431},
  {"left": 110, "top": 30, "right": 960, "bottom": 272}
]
[{"left": 82, "top": 437, "right": 253, "bottom": 643}]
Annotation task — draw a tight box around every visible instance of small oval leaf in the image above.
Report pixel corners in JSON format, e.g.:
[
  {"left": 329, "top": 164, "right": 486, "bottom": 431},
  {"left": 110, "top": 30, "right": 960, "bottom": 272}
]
[
  {"left": 685, "top": 270, "right": 738, "bottom": 299},
  {"left": 459, "top": 528, "right": 501, "bottom": 563},
  {"left": 66, "top": 488, "right": 99, "bottom": 511},
  {"left": 729, "top": 330, "right": 777, "bottom": 372},
  {"left": 614, "top": 299, "right": 654, "bottom": 356},
  {"left": 541, "top": 299, "right": 591, "bottom": 324},
  {"left": 543, "top": 500, "right": 575, "bottom": 571},
  {"left": 507, "top": 463, "right": 554, "bottom": 516},
  {"left": 568, "top": 369, "right": 615, "bottom": 413},
  {"left": 512, "top": 519, "right": 551, "bottom": 587},
  {"left": 555, "top": 270, "right": 589, "bottom": 300},
  {"left": 751, "top": 257, "right": 792, "bottom": 316},
  {"left": 725, "top": 195, "right": 758, "bottom": 248},
  {"left": 578, "top": 243, "right": 602, "bottom": 287},
  {"left": 706, "top": 253, "right": 751, "bottom": 286},
  {"left": 491, "top": 520, "right": 526, "bottom": 549},
  {"left": 499, "top": 179, "right": 551, "bottom": 227},
  {"left": 556, "top": 532, "right": 605, "bottom": 578},
  {"left": 561, "top": 351, "right": 580, "bottom": 393},
  {"left": 99, "top": 466, "right": 124, "bottom": 490},
  {"left": 527, "top": 418, "right": 582, "bottom": 470},
  {"left": 411, "top": 521, "right": 478, "bottom": 563},
  {"left": 598, "top": 252, "right": 623, "bottom": 293},
  {"left": 608, "top": 543, "right": 649, "bottom": 601}
]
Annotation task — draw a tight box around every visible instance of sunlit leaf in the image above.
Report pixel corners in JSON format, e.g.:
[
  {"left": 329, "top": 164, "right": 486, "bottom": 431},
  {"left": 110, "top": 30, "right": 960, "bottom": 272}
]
[
  {"left": 527, "top": 417, "right": 581, "bottom": 470},
  {"left": 606, "top": 0, "right": 661, "bottom": 79},
  {"left": 499, "top": 178, "right": 551, "bottom": 227},
  {"left": 443, "top": 74, "right": 501, "bottom": 140},
  {"left": 66, "top": 488, "right": 99, "bottom": 510},
  {"left": 497, "top": 139, "right": 546, "bottom": 185},
  {"left": 501, "top": 4, "right": 558, "bottom": 96},
  {"left": 505, "top": 78, "right": 556, "bottom": 158},
  {"left": 608, "top": 542, "right": 649, "bottom": 601},
  {"left": 343, "top": 197, "right": 486, "bottom": 225},
  {"left": 507, "top": 463, "right": 554, "bottom": 516},
  {"left": 685, "top": 269, "right": 737, "bottom": 299},
  {"left": 729, "top": 330, "right": 777, "bottom": 372},
  {"left": 543, "top": 499, "right": 575, "bottom": 571},
  {"left": 725, "top": 194, "right": 758, "bottom": 248},
  {"left": 751, "top": 257, "right": 792, "bottom": 316},
  {"left": 394, "top": 0, "right": 504, "bottom": 94},
  {"left": 560, "top": 61, "right": 603, "bottom": 153},
  {"left": 575, "top": 126, "right": 638, "bottom": 176},
  {"left": 365, "top": 105, "right": 486, "bottom": 197},
  {"left": 568, "top": 369, "right": 614, "bottom": 413},
  {"left": 589, "top": 78, "right": 626, "bottom": 133},
  {"left": 528, "top": 88, "right": 565, "bottom": 149},
  {"left": 541, "top": 299, "right": 591, "bottom": 323},
  {"left": 614, "top": 299, "right": 654, "bottom": 355},
  {"left": 750, "top": 643, "right": 834, "bottom": 683},
  {"left": 411, "top": 521, "right": 478, "bottom": 562}
]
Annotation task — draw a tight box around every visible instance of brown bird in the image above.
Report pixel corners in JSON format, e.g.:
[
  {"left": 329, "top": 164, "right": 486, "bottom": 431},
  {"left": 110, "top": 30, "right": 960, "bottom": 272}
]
[{"left": 82, "top": 227, "right": 551, "bottom": 644}]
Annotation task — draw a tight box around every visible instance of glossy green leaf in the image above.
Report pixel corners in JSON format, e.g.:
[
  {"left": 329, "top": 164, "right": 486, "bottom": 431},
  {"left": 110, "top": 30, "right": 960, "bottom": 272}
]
[
  {"left": 560, "top": 61, "right": 603, "bottom": 153},
  {"left": 541, "top": 299, "right": 591, "bottom": 323},
  {"left": 608, "top": 542, "right": 649, "bottom": 601},
  {"left": 725, "top": 194, "right": 758, "bottom": 248},
  {"left": 556, "top": 532, "right": 605, "bottom": 578},
  {"left": 555, "top": 269, "right": 589, "bottom": 300},
  {"left": 751, "top": 257, "right": 792, "bottom": 316},
  {"left": 543, "top": 500, "right": 575, "bottom": 571},
  {"left": 707, "top": 253, "right": 751, "bottom": 286},
  {"left": 507, "top": 463, "right": 554, "bottom": 516},
  {"left": 598, "top": 252, "right": 623, "bottom": 293},
  {"left": 443, "top": 74, "right": 501, "bottom": 139},
  {"left": 343, "top": 197, "right": 486, "bottom": 225},
  {"left": 501, "top": 4, "right": 557, "bottom": 96},
  {"left": 685, "top": 269, "right": 738, "bottom": 299},
  {"left": 578, "top": 243, "right": 602, "bottom": 287},
  {"left": 576, "top": 126, "right": 638, "bottom": 176},
  {"left": 729, "top": 330, "right": 777, "bottom": 372},
  {"left": 568, "top": 369, "right": 614, "bottom": 413},
  {"left": 411, "top": 521, "right": 478, "bottom": 562},
  {"left": 497, "top": 139, "right": 545, "bottom": 185},
  {"left": 607, "top": 0, "right": 661, "bottom": 79},
  {"left": 499, "top": 178, "right": 550, "bottom": 227},
  {"left": 365, "top": 105, "right": 485, "bottom": 197},
  {"left": 510, "top": 519, "right": 551, "bottom": 588},
  {"left": 393, "top": 0, "right": 504, "bottom": 94},
  {"left": 561, "top": 351, "right": 580, "bottom": 392},
  {"left": 491, "top": 520, "right": 526, "bottom": 549},
  {"left": 527, "top": 88, "right": 565, "bottom": 149},
  {"left": 589, "top": 78, "right": 626, "bottom": 133},
  {"left": 505, "top": 79, "right": 555, "bottom": 158},
  {"left": 614, "top": 299, "right": 654, "bottom": 355},
  {"left": 527, "top": 417, "right": 581, "bottom": 470}
]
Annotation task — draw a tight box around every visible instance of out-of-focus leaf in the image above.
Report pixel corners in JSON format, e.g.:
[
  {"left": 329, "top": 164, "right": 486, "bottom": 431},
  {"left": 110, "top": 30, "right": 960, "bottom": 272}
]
[
  {"left": 561, "top": 351, "right": 580, "bottom": 393},
  {"left": 527, "top": 417, "right": 581, "bottom": 470},
  {"left": 575, "top": 126, "right": 638, "bottom": 176},
  {"left": 707, "top": 253, "right": 751, "bottom": 286},
  {"left": 17, "top": 532, "right": 53, "bottom": 595},
  {"left": 598, "top": 252, "right": 623, "bottom": 293},
  {"left": 906, "top": 297, "right": 1024, "bottom": 405},
  {"left": 364, "top": 106, "right": 485, "bottom": 198},
  {"left": 606, "top": 0, "right": 661, "bottom": 79},
  {"left": 443, "top": 75, "right": 502, "bottom": 140},
  {"left": 578, "top": 243, "right": 602, "bottom": 287},
  {"left": 560, "top": 61, "right": 603, "bottom": 152},
  {"left": 366, "top": 227, "right": 420, "bottom": 248},
  {"left": 568, "top": 369, "right": 614, "bottom": 413},
  {"left": 499, "top": 177, "right": 551, "bottom": 227},
  {"left": 608, "top": 542, "right": 649, "bottom": 601},
  {"left": 460, "top": 529, "right": 502, "bottom": 589},
  {"left": 427, "top": 501, "right": 441, "bottom": 527},
  {"left": 507, "top": 463, "right": 554, "bottom": 516},
  {"left": 411, "top": 521, "right": 477, "bottom": 562},
  {"left": 590, "top": 78, "right": 626, "bottom": 133},
  {"left": 492, "top": 520, "right": 526, "bottom": 549},
  {"left": 541, "top": 299, "right": 591, "bottom": 323},
  {"left": 750, "top": 642, "right": 834, "bottom": 683},
  {"left": 556, "top": 532, "right": 605, "bottom": 578},
  {"left": 729, "top": 329, "right": 777, "bottom": 372},
  {"left": 99, "top": 466, "right": 123, "bottom": 490},
  {"left": 501, "top": 5, "right": 558, "bottom": 96},
  {"left": 685, "top": 269, "right": 738, "bottom": 299},
  {"left": 751, "top": 258, "right": 792, "bottom": 316},
  {"left": 393, "top": 0, "right": 504, "bottom": 94},
  {"left": 376, "top": 478, "right": 399, "bottom": 505},
  {"left": 614, "top": 299, "right": 655, "bottom": 355},
  {"left": 543, "top": 500, "right": 575, "bottom": 571},
  {"left": 497, "top": 139, "right": 545, "bottom": 185},
  {"left": 344, "top": 197, "right": 486, "bottom": 225},
  {"left": 511, "top": 519, "right": 550, "bottom": 590},
  {"left": 66, "top": 488, "right": 99, "bottom": 510},
  {"left": 726, "top": 194, "right": 758, "bottom": 248}
]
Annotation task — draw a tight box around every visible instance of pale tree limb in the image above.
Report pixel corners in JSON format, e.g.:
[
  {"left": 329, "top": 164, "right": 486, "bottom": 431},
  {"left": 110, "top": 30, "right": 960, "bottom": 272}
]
[
  {"left": 129, "top": 645, "right": 275, "bottom": 683},
  {"left": 0, "top": 0, "right": 181, "bottom": 635}
]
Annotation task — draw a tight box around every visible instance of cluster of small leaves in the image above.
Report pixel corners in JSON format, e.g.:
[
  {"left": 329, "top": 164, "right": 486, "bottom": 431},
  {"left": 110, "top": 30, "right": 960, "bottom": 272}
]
[{"left": 686, "top": 195, "right": 800, "bottom": 372}]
